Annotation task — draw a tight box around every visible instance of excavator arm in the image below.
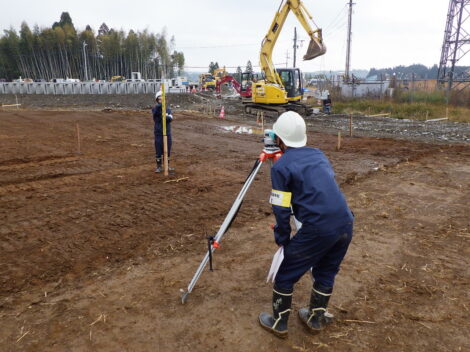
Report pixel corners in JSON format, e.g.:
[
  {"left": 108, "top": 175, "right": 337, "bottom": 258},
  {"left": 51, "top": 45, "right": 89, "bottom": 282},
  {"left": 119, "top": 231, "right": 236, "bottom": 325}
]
[
  {"left": 215, "top": 75, "right": 241, "bottom": 94},
  {"left": 245, "top": 0, "right": 325, "bottom": 116},
  {"left": 260, "top": 0, "right": 326, "bottom": 86}
]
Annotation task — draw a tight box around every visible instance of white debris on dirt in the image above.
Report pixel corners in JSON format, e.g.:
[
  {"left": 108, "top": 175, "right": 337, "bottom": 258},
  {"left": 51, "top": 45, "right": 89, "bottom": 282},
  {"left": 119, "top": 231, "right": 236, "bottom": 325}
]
[{"left": 220, "top": 125, "right": 263, "bottom": 135}]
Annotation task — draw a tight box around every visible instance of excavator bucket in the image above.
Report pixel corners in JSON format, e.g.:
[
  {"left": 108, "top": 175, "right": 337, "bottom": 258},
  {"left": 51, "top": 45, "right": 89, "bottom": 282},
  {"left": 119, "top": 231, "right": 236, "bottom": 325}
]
[{"left": 303, "top": 39, "right": 326, "bottom": 60}]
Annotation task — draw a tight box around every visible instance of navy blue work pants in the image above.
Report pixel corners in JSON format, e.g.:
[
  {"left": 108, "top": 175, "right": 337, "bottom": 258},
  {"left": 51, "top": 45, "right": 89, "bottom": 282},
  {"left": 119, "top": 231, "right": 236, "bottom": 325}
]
[
  {"left": 154, "top": 131, "right": 172, "bottom": 161},
  {"left": 274, "top": 222, "right": 353, "bottom": 291}
]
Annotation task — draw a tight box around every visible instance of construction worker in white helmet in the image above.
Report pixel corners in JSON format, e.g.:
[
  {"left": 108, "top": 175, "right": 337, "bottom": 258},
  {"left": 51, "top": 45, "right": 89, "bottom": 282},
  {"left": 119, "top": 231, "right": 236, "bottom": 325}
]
[
  {"left": 259, "top": 111, "right": 354, "bottom": 338},
  {"left": 152, "top": 90, "right": 174, "bottom": 173}
]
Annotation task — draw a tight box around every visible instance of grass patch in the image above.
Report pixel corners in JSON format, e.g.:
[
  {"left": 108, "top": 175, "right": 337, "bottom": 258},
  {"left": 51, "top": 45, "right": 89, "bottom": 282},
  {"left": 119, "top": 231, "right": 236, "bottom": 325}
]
[{"left": 329, "top": 99, "right": 470, "bottom": 122}]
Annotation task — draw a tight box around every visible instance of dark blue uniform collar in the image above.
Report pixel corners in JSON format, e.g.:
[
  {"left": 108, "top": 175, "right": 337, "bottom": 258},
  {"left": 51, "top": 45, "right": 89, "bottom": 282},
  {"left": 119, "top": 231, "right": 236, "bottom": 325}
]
[{"left": 283, "top": 146, "right": 309, "bottom": 153}]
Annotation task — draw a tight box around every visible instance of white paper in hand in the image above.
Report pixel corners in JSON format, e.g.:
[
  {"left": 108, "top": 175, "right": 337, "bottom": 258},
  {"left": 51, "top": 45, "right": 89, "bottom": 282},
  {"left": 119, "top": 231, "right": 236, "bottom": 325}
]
[
  {"left": 293, "top": 215, "right": 302, "bottom": 231},
  {"left": 266, "top": 247, "right": 284, "bottom": 283}
]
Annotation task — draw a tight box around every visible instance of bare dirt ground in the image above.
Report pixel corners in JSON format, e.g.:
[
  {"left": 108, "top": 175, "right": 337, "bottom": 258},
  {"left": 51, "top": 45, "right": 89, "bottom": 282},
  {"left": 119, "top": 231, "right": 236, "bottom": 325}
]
[
  {"left": 0, "top": 108, "right": 469, "bottom": 351},
  {"left": 3, "top": 93, "right": 470, "bottom": 144}
]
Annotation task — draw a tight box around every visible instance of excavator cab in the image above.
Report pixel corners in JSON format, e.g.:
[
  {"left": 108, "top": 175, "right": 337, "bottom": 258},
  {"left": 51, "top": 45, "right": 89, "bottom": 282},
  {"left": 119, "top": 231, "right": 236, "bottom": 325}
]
[
  {"left": 276, "top": 68, "right": 303, "bottom": 101},
  {"left": 241, "top": 72, "right": 258, "bottom": 96}
]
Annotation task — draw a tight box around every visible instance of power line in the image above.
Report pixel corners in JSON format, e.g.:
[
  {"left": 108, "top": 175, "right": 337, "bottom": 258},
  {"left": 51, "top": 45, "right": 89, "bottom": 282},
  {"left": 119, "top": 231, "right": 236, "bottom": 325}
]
[
  {"left": 324, "top": 4, "right": 348, "bottom": 32},
  {"left": 176, "top": 43, "right": 259, "bottom": 49},
  {"left": 183, "top": 63, "right": 288, "bottom": 70},
  {"left": 326, "top": 21, "right": 348, "bottom": 39}
]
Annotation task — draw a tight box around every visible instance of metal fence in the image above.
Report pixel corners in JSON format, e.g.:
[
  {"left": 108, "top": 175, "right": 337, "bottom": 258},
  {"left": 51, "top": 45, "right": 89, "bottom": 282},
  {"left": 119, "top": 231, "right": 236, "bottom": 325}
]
[{"left": 0, "top": 82, "right": 187, "bottom": 95}]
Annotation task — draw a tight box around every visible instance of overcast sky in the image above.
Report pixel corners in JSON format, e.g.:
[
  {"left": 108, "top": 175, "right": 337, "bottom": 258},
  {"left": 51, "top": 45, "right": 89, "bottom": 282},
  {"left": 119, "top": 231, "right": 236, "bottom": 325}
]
[{"left": 1, "top": 0, "right": 461, "bottom": 73}]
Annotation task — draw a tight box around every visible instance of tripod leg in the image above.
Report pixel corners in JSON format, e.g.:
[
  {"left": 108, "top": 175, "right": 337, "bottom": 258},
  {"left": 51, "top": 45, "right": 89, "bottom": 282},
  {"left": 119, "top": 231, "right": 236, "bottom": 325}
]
[{"left": 181, "top": 160, "right": 264, "bottom": 303}]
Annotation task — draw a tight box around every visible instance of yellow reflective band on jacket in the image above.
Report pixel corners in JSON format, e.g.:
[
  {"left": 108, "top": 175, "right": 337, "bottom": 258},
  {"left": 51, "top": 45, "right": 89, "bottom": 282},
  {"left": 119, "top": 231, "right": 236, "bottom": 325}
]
[{"left": 270, "top": 190, "right": 292, "bottom": 208}]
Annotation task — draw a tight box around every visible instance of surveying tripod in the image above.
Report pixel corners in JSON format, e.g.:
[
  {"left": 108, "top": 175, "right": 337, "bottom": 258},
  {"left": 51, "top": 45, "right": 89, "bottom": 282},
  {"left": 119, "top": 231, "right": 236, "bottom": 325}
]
[{"left": 181, "top": 131, "right": 282, "bottom": 303}]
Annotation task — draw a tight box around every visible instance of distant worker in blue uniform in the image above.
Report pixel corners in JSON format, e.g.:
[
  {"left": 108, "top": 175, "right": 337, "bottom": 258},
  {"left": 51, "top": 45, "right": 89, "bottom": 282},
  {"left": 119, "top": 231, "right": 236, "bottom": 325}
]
[
  {"left": 152, "top": 91, "right": 174, "bottom": 173},
  {"left": 259, "top": 111, "right": 354, "bottom": 338},
  {"left": 322, "top": 94, "right": 332, "bottom": 114}
]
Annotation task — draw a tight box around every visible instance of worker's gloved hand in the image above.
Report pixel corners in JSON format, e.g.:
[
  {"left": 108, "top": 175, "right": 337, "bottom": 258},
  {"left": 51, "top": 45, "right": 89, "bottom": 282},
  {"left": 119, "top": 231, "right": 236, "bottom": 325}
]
[
  {"left": 270, "top": 224, "right": 284, "bottom": 247},
  {"left": 275, "top": 238, "right": 290, "bottom": 247},
  {"left": 273, "top": 225, "right": 290, "bottom": 247}
]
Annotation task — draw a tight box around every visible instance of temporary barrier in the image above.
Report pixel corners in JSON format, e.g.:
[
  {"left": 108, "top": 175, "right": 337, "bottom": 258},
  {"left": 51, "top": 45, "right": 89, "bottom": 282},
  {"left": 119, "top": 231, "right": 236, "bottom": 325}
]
[{"left": 0, "top": 82, "right": 169, "bottom": 95}]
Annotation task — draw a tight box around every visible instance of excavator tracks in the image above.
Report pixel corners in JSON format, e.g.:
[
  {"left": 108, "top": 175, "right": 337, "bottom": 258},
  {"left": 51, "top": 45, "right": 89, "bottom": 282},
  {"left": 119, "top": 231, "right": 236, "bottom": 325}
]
[{"left": 243, "top": 102, "right": 313, "bottom": 119}]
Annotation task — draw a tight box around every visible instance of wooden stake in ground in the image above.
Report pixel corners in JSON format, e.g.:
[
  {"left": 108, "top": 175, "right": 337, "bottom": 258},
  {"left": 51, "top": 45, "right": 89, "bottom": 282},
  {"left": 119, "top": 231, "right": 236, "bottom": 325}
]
[
  {"left": 15, "top": 95, "right": 19, "bottom": 110},
  {"left": 76, "top": 123, "right": 81, "bottom": 154},
  {"left": 261, "top": 111, "right": 265, "bottom": 132},
  {"left": 349, "top": 114, "right": 353, "bottom": 137},
  {"left": 164, "top": 176, "right": 189, "bottom": 184},
  {"left": 368, "top": 113, "right": 390, "bottom": 118},
  {"left": 161, "top": 83, "right": 169, "bottom": 176},
  {"left": 336, "top": 131, "right": 342, "bottom": 151},
  {"left": 1, "top": 104, "right": 22, "bottom": 108}
]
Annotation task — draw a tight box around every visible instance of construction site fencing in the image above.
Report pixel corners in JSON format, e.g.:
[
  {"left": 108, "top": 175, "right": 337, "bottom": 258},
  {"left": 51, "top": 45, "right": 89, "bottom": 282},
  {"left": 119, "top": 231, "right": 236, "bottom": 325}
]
[{"left": 0, "top": 82, "right": 187, "bottom": 95}]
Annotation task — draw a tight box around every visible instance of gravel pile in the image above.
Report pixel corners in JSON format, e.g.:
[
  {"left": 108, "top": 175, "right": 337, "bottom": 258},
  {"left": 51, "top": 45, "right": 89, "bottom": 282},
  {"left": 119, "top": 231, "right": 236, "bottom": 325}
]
[{"left": 306, "top": 114, "right": 470, "bottom": 144}]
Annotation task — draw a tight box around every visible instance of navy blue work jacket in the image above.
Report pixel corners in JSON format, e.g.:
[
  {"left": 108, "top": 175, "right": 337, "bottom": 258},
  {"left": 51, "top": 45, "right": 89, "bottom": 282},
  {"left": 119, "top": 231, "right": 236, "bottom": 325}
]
[
  {"left": 152, "top": 104, "right": 173, "bottom": 134},
  {"left": 270, "top": 147, "right": 353, "bottom": 246}
]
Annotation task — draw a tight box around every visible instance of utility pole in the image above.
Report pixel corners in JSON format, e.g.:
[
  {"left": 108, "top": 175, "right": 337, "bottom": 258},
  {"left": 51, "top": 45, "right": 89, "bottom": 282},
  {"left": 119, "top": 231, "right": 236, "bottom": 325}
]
[
  {"left": 285, "top": 50, "right": 290, "bottom": 68},
  {"left": 82, "top": 41, "right": 88, "bottom": 81},
  {"left": 345, "top": 0, "right": 355, "bottom": 82},
  {"left": 293, "top": 27, "right": 297, "bottom": 67}
]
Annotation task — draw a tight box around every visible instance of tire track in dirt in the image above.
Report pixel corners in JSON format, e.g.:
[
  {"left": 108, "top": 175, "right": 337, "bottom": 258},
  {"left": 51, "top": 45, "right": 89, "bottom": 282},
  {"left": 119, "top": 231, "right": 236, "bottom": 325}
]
[{"left": 0, "top": 155, "right": 82, "bottom": 169}]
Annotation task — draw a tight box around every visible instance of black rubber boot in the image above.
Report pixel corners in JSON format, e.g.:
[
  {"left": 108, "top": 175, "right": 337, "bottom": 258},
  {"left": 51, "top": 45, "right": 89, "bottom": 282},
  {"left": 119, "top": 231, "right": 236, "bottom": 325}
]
[
  {"left": 298, "top": 283, "right": 334, "bottom": 333},
  {"left": 155, "top": 158, "right": 163, "bottom": 173},
  {"left": 259, "top": 286, "right": 293, "bottom": 339}
]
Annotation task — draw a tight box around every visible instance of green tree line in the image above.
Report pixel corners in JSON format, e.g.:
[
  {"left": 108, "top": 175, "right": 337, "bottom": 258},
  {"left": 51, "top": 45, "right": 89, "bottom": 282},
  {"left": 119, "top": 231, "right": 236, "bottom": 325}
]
[
  {"left": 0, "top": 12, "right": 185, "bottom": 81},
  {"left": 367, "top": 64, "right": 469, "bottom": 80}
]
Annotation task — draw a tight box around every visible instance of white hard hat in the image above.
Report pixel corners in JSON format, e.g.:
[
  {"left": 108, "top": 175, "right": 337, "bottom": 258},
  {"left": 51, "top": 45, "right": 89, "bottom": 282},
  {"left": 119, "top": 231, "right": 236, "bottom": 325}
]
[
  {"left": 155, "top": 91, "right": 162, "bottom": 99},
  {"left": 273, "top": 111, "right": 307, "bottom": 148}
]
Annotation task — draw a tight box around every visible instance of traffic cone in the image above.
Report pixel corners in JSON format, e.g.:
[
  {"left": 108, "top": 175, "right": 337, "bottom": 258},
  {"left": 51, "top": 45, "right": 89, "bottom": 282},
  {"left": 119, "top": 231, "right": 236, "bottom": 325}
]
[{"left": 219, "top": 106, "right": 225, "bottom": 118}]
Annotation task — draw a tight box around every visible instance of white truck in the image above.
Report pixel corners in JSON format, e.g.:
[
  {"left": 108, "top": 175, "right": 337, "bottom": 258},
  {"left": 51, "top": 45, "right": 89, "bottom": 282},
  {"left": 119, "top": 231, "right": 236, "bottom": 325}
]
[{"left": 126, "top": 72, "right": 145, "bottom": 82}]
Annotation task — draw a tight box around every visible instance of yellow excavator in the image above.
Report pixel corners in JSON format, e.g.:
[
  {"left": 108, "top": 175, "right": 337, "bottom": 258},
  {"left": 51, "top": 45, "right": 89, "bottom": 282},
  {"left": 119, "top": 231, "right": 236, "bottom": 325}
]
[
  {"left": 213, "top": 66, "right": 228, "bottom": 83},
  {"left": 199, "top": 73, "right": 216, "bottom": 91},
  {"left": 244, "top": 0, "right": 326, "bottom": 117}
]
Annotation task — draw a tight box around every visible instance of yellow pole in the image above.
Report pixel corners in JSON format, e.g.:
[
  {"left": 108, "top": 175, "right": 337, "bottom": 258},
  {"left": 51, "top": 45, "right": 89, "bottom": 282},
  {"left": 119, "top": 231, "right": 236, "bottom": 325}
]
[{"left": 162, "top": 83, "right": 169, "bottom": 176}]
